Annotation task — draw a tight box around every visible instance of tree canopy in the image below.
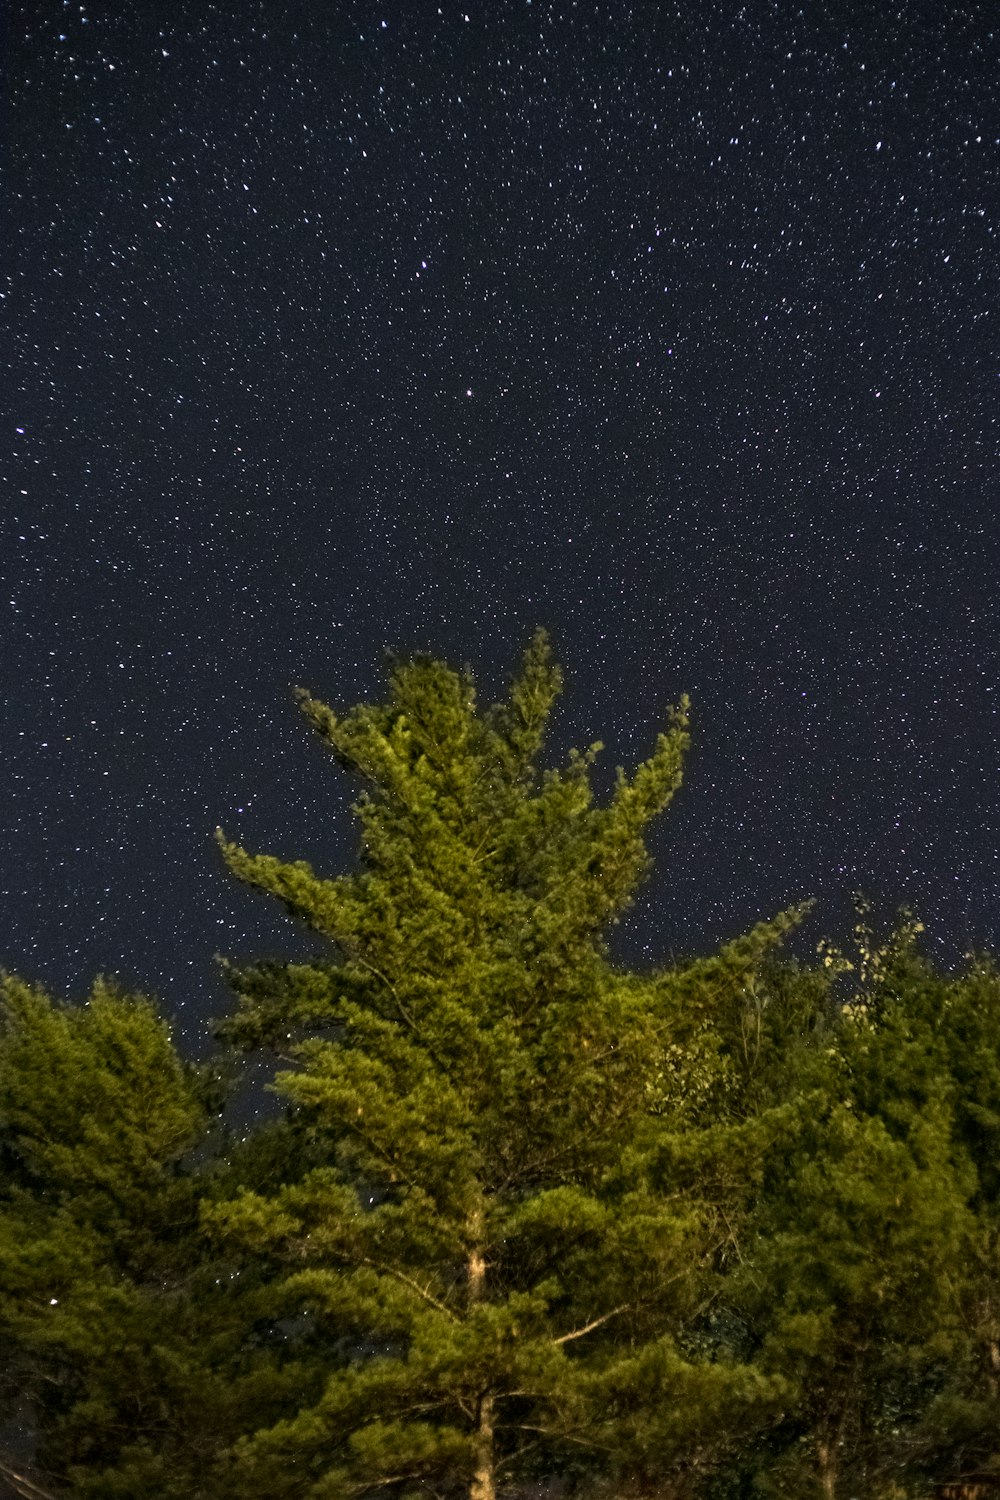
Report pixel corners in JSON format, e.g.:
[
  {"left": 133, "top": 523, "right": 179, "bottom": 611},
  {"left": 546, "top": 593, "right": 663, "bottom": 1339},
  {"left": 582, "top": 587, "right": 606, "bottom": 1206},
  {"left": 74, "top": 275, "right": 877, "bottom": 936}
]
[{"left": 3, "top": 632, "right": 1000, "bottom": 1499}]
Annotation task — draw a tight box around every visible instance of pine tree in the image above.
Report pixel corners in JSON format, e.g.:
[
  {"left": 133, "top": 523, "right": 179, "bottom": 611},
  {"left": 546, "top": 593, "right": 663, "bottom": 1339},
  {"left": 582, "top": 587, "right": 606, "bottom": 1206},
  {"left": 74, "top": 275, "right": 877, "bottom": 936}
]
[
  {"left": 209, "top": 630, "right": 800, "bottom": 1498},
  {"left": 715, "top": 913, "right": 997, "bottom": 1499},
  {"left": 0, "top": 975, "right": 297, "bottom": 1498},
  {"left": 0, "top": 974, "right": 203, "bottom": 1490}
]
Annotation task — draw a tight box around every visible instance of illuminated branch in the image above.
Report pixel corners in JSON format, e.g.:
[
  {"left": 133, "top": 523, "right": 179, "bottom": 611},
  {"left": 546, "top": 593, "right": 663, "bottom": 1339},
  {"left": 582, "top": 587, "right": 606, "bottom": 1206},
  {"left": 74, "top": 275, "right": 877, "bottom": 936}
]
[{"left": 553, "top": 1303, "right": 630, "bottom": 1345}]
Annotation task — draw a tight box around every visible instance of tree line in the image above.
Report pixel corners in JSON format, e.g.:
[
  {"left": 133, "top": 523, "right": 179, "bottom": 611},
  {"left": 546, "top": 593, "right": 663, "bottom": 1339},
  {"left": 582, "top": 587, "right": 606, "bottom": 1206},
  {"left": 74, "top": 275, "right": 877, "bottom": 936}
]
[{"left": 3, "top": 631, "right": 1000, "bottom": 1499}]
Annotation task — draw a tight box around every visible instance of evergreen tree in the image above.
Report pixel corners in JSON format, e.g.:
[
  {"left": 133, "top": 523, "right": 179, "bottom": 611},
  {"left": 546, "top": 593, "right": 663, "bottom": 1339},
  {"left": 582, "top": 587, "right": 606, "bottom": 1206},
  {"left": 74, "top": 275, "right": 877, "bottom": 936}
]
[
  {"left": 0, "top": 975, "right": 300, "bottom": 1498},
  {"left": 713, "top": 909, "right": 1000, "bottom": 1499},
  {"left": 0, "top": 974, "right": 205, "bottom": 1491},
  {"left": 209, "top": 630, "right": 799, "bottom": 1498}
]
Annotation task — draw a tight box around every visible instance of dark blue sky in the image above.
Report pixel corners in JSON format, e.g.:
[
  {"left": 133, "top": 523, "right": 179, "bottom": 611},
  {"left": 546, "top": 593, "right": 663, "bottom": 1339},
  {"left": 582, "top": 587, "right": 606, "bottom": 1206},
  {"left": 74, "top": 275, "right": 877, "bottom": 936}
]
[{"left": 4, "top": 0, "right": 998, "bottom": 1048}]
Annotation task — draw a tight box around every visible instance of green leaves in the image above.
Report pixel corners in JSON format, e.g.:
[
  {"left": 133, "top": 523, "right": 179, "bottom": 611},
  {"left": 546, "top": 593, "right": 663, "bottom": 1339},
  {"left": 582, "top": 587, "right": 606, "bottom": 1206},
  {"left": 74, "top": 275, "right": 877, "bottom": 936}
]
[
  {"left": 0, "top": 977, "right": 213, "bottom": 1492},
  {"left": 208, "top": 631, "right": 759, "bottom": 1493},
  {"left": 0, "top": 974, "right": 202, "bottom": 1200},
  {"left": 0, "top": 976, "right": 320, "bottom": 1499},
  {"left": 11, "top": 633, "right": 1000, "bottom": 1497}
]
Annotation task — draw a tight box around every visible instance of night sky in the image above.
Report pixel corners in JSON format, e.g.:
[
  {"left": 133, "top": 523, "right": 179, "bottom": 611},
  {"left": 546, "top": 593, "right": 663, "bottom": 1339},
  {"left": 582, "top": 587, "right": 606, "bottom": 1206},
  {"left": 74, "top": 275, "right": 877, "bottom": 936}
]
[{"left": 4, "top": 1, "right": 999, "bottom": 1051}]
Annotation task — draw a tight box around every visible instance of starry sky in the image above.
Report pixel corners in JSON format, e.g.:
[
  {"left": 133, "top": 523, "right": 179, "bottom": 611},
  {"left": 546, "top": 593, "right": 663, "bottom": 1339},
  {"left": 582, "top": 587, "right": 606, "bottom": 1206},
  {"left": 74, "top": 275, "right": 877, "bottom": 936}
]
[{"left": 4, "top": 0, "right": 999, "bottom": 1048}]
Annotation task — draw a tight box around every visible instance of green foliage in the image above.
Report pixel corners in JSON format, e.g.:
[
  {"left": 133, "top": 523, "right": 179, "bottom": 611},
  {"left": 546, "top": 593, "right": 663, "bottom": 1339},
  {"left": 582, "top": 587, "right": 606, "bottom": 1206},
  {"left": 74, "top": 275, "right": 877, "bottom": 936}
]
[
  {"left": 0, "top": 975, "right": 202, "bottom": 1488},
  {"left": 704, "top": 918, "right": 1000, "bottom": 1498},
  {"left": 6, "top": 634, "right": 1000, "bottom": 1500},
  {"left": 209, "top": 629, "right": 798, "bottom": 1496},
  {"left": 0, "top": 976, "right": 312, "bottom": 1498}
]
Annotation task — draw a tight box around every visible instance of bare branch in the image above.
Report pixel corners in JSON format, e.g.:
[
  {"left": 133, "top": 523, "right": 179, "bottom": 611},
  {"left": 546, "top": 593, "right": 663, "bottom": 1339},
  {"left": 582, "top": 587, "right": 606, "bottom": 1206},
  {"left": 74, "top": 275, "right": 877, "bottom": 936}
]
[
  {"left": 0, "top": 1454, "right": 62, "bottom": 1500},
  {"left": 719, "top": 1206, "right": 745, "bottom": 1265},
  {"left": 352, "top": 957, "right": 452, "bottom": 1075},
  {"left": 553, "top": 1303, "right": 631, "bottom": 1345},
  {"left": 509, "top": 1424, "right": 616, "bottom": 1454},
  {"left": 359, "top": 1258, "right": 460, "bottom": 1323}
]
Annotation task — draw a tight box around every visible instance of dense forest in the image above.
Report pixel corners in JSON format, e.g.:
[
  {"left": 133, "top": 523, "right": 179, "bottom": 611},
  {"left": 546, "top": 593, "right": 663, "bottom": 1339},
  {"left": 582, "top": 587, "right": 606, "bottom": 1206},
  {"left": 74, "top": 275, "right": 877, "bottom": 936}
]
[{"left": 3, "top": 633, "right": 999, "bottom": 1500}]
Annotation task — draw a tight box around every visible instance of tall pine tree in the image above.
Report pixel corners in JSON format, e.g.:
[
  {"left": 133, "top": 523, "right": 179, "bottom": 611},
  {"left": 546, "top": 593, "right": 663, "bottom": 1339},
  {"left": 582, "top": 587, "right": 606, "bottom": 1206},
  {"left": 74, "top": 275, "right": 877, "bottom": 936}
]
[{"left": 210, "top": 630, "right": 798, "bottom": 1498}]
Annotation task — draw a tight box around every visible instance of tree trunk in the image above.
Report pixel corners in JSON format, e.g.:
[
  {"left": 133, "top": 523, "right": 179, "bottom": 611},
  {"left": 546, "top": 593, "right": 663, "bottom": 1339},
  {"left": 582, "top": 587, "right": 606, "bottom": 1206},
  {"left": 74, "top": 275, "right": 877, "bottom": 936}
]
[
  {"left": 817, "top": 1438, "right": 837, "bottom": 1500},
  {"left": 471, "top": 1393, "right": 495, "bottom": 1500},
  {"left": 467, "top": 1220, "right": 494, "bottom": 1500},
  {"left": 468, "top": 1245, "right": 486, "bottom": 1301}
]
